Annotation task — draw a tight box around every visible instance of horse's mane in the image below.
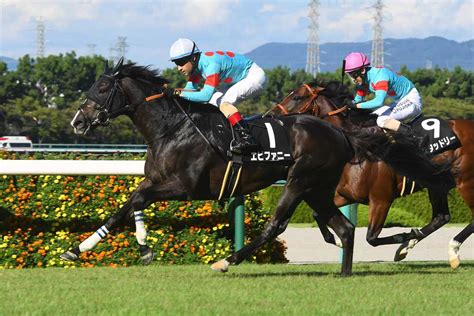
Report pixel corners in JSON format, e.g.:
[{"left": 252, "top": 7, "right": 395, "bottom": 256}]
[
  {"left": 120, "top": 63, "right": 169, "bottom": 86},
  {"left": 309, "top": 79, "right": 353, "bottom": 102}
]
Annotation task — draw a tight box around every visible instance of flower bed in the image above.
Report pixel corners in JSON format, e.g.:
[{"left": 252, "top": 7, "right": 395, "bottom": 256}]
[{"left": 0, "top": 152, "right": 287, "bottom": 268}]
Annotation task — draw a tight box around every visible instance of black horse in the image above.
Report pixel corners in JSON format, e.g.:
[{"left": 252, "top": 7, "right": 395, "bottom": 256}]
[{"left": 62, "top": 58, "right": 453, "bottom": 276}]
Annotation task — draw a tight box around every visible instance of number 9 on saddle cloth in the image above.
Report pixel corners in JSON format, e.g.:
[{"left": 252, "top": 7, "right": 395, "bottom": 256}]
[{"left": 409, "top": 116, "right": 461, "bottom": 156}]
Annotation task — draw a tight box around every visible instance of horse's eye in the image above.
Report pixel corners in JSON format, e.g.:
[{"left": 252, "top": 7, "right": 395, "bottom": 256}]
[{"left": 293, "top": 96, "right": 303, "bottom": 101}]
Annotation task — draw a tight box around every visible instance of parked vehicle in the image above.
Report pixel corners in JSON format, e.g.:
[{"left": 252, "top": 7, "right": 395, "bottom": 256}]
[{"left": 0, "top": 136, "right": 33, "bottom": 150}]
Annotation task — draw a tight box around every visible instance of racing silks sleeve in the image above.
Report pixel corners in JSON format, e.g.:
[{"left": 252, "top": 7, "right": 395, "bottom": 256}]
[{"left": 181, "top": 63, "right": 221, "bottom": 103}]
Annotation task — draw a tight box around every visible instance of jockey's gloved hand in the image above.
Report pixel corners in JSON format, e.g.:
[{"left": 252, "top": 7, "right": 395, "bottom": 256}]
[
  {"left": 162, "top": 88, "right": 180, "bottom": 98},
  {"left": 346, "top": 100, "right": 358, "bottom": 110}
]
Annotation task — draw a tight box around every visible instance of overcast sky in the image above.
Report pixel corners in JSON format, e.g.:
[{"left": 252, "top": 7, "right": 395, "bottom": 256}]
[{"left": 1, "top": 0, "right": 473, "bottom": 70}]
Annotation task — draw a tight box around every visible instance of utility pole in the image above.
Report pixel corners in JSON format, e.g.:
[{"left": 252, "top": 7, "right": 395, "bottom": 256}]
[
  {"left": 36, "top": 16, "right": 45, "bottom": 58},
  {"left": 371, "top": 0, "right": 384, "bottom": 67},
  {"left": 305, "top": 0, "right": 321, "bottom": 77}
]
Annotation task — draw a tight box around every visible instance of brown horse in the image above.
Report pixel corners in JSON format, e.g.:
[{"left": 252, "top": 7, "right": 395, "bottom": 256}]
[{"left": 267, "top": 81, "right": 473, "bottom": 268}]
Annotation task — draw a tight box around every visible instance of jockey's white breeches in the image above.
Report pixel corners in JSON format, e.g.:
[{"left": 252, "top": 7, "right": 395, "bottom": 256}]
[
  {"left": 373, "top": 88, "right": 423, "bottom": 128},
  {"left": 209, "top": 63, "right": 267, "bottom": 107}
]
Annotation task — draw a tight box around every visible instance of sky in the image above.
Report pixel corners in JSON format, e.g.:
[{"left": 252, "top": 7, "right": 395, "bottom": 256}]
[{"left": 1, "top": 0, "right": 473, "bottom": 70}]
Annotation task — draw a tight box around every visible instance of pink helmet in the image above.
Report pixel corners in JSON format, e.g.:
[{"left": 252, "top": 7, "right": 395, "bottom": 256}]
[{"left": 344, "top": 52, "right": 370, "bottom": 73}]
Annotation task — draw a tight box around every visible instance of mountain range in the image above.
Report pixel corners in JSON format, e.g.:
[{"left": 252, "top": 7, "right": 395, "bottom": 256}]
[
  {"left": 2, "top": 36, "right": 473, "bottom": 72},
  {"left": 245, "top": 36, "right": 473, "bottom": 72}
]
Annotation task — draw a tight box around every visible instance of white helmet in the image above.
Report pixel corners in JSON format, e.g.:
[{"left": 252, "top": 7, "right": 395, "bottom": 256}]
[{"left": 169, "top": 38, "right": 200, "bottom": 61}]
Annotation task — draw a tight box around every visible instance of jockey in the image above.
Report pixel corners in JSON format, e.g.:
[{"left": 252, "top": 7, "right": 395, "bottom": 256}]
[
  {"left": 165, "top": 38, "right": 267, "bottom": 154},
  {"left": 343, "top": 52, "right": 423, "bottom": 135}
]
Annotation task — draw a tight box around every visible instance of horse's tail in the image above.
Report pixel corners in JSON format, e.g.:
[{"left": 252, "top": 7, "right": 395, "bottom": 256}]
[{"left": 345, "top": 130, "right": 455, "bottom": 193}]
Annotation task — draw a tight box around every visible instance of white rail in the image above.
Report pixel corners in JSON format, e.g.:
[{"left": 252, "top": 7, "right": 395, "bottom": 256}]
[{"left": 0, "top": 160, "right": 145, "bottom": 175}]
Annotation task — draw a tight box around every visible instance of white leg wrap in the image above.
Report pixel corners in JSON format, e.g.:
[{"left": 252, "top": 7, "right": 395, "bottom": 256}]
[
  {"left": 134, "top": 211, "right": 147, "bottom": 246},
  {"left": 448, "top": 239, "right": 461, "bottom": 260},
  {"left": 79, "top": 225, "right": 109, "bottom": 252}
]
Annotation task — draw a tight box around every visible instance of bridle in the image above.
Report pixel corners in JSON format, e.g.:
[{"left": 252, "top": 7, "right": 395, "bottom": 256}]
[
  {"left": 266, "top": 83, "right": 348, "bottom": 118},
  {"left": 79, "top": 73, "right": 135, "bottom": 133}
]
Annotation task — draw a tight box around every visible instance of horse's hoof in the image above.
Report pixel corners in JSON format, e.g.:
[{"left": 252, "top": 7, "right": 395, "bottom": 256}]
[
  {"left": 210, "top": 259, "right": 230, "bottom": 273},
  {"left": 140, "top": 247, "right": 155, "bottom": 266},
  {"left": 394, "top": 239, "right": 418, "bottom": 262},
  {"left": 394, "top": 242, "right": 409, "bottom": 261},
  {"left": 60, "top": 250, "right": 79, "bottom": 262},
  {"left": 448, "top": 239, "right": 461, "bottom": 269}
]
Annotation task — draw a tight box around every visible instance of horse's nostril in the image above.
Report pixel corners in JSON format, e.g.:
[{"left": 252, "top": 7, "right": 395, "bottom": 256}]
[{"left": 73, "top": 120, "right": 83, "bottom": 127}]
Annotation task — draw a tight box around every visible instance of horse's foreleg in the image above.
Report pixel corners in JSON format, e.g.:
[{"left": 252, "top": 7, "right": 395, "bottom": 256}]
[
  {"left": 60, "top": 200, "right": 133, "bottom": 262},
  {"left": 61, "top": 179, "right": 157, "bottom": 264},
  {"left": 449, "top": 220, "right": 474, "bottom": 269},
  {"left": 133, "top": 210, "right": 154, "bottom": 265},
  {"left": 312, "top": 211, "right": 342, "bottom": 248},
  {"left": 306, "top": 194, "right": 354, "bottom": 276},
  {"left": 395, "top": 191, "right": 451, "bottom": 261},
  {"left": 211, "top": 183, "right": 302, "bottom": 272}
]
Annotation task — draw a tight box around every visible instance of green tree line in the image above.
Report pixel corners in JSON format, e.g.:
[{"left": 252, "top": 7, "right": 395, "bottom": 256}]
[{"left": 1, "top": 53, "right": 472, "bottom": 143}]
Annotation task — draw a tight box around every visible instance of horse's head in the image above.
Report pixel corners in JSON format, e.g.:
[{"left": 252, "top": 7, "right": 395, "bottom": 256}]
[
  {"left": 71, "top": 57, "right": 130, "bottom": 135},
  {"left": 266, "top": 84, "right": 322, "bottom": 117},
  {"left": 266, "top": 81, "right": 356, "bottom": 124}
]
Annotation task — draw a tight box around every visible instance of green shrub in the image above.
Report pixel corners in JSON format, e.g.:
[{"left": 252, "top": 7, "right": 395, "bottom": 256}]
[{"left": 258, "top": 186, "right": 471, "bottom": 226}]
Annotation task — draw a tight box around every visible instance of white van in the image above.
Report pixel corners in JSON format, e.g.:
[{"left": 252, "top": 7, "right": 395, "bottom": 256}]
[{"left": 0, "top": 136, "right": 33, "bottom": 150}]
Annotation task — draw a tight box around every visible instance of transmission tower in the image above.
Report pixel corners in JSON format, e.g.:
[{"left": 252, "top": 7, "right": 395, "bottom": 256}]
[
  {"left": 36, "top": 17, "right": 45, "bottom": 58},
  {"left": 114, "top": 36, "right": 129, "bottom": 62},
  {"left": 371, "top": 0, "right": 384, "bottom": 67},
  {"left": 305, "top": 0, "right": 320, "bottom": 77},
  {"left": 87, "top": 44, "right": 97, "bottom": 56}
]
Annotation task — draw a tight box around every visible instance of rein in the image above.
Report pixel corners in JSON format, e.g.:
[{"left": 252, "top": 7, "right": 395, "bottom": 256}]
[
  {"left": 268, "top": 83, "right": 349, "bottom": 119},
  {"left": 145, "top": 93, "right": 228, "bottom": 161}
]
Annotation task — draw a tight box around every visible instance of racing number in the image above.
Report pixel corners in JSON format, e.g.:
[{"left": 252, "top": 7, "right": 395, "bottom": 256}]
[{"left": 421, "top": 118, "right": 440, "bottom": 139}]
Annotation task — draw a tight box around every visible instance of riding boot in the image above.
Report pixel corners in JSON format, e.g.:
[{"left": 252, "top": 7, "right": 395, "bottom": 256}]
[{"left": 231, "top": 120, "right": 260, "bottom": 154}]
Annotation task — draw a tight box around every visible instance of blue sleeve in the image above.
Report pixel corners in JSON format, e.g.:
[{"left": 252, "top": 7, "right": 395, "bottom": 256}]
[
  {"left": 181, "top": 63, "right": 220, "bottom": 103},
  {"left": 354, "top": 95, "right": 364, "bottom": 103},
  {"left": 357, "top": 89, "right": 387, "bottom": 109},
  {"left": 183, "top": 81, "right": 198, "bottom": 91}
]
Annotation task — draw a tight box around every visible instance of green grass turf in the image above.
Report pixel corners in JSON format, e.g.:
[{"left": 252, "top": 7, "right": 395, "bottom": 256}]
[{"left": 1, "top": 262, "right": 473, "bottom": 315}]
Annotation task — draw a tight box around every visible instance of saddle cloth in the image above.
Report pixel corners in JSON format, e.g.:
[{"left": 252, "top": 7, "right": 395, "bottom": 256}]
[
  {"left": 243, "top": 117, "right": 294, "bottom": 163},
  {"left": 409, "top": 116, "right": 461, "bottom": 156}
]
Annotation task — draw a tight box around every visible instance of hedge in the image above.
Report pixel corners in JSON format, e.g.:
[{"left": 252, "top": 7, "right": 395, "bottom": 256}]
[
  {"left": 0, "top": 152, "right": 287, "bottom": 269},
  {"left": 260, "top": 186, "right": 471, "bottom": 225}
]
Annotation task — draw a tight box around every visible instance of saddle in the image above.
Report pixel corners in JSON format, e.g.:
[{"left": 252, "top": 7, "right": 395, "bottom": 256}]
[{"left": 214, "top": 115, "right": 294, "bottom": 200}]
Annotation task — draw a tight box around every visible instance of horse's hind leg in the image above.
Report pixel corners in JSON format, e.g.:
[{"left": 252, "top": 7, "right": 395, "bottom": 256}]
[
  {"left": 305, "top": 194, "right": 354, "bottom": 277},
  {"left": 449, "top": 178, "right": 474, "bottom": 269},
  {"left": 395, "top": 189, "right": 451, "bottom": 261},
  {"left": 211, "top": 179, "right": 303, "bottom": 272},
  {"left": 61, "top": 179, "right": 157, "bottom": 265},
  {"left": 449, "top": 220, "right": 474, "bottom": 269}
]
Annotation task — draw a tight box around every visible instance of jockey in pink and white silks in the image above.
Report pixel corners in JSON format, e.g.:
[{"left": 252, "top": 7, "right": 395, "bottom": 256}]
[
  {"left": 165, "top": 38, "right": 267, "bottom": 153},
  {"left": 343, "top": 52, "right": 423, "bottom": 134}
]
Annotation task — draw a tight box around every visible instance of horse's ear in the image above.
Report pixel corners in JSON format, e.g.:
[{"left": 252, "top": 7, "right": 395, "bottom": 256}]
[
  {"left": 112, "top": 57, "right": 124, "bottom": 76},
  {"left": 104, "top": 60, "right": 110, "bottom": 73}
]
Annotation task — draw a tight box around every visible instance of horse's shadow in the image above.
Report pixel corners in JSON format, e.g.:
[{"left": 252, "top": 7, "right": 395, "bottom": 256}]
[{"left": 216, "top": 262, "right": 474, "bottom": 279}]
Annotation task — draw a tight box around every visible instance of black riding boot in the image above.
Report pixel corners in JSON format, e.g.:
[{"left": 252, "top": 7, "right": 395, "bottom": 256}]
[{"left": 231, "top": 121, "right": 260, "bottom": 153}]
